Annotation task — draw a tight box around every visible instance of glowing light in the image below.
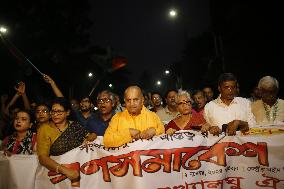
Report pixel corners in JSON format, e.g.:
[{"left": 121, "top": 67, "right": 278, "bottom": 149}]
[
  {"left": 0, "top": 26, "right": 7, "bottom": 34},
  {"left": 169, "top": 9, "right": 177, "bottom": 18},
  {"left": 88, "top": 72, "right": 93, "bottom": 78},
  {"left": 156, "top": 80, "right": 162, "bottom": 86}
]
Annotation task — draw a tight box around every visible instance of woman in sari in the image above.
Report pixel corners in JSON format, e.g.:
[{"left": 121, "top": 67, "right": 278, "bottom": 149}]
[
  {"left": 37, "top": 97, "right": 97, "bottom": 183},
  {"left": 165, "top": 90, "right": 208, "bottom": 135},
  {"left": 2, "top": 110, "right": 36, "bottom": 155}
]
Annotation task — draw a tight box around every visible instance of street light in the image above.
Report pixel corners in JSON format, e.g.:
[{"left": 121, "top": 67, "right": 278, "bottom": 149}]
[
  {"left": 156, "top": 80, "right": 162, "bottom": 86},
  {"left": 0, "top": 26, "right": 7, "bottom": 34},
  {"left": 108, "top": 83, "right": 113, "bottom": 88},
  {"left": 168, "top": 9, "right": 177, "bottom": 18},
  {"left": 164, "top": 70, "right": 170, "bottom": 75},
  {"left": 88, "top": 72, "right": 94, "bottom": 78}
]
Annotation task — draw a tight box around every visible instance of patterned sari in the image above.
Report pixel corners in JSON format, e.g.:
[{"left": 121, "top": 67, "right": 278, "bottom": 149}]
[
  {"left": 2, "top": 130, "right": 36, "bottom": 155},
  {"left": 50, "top": 121, "right": 89, "bottom": 156}
]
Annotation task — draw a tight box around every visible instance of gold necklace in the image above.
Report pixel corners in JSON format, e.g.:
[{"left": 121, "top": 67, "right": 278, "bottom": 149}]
[{"left": 263, "top": 100, "right": 279, "bottom": 122}]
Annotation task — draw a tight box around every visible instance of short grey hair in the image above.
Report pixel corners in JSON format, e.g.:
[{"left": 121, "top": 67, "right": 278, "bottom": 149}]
[
  {"left": 97, "top": 90, "right": 115, "bottom": 105},
  {"left": 258, "top": 76, "right": 279, "bottom": 90},
  {"left": 175, "top": 90, "right": 193, "bottom": 103}
]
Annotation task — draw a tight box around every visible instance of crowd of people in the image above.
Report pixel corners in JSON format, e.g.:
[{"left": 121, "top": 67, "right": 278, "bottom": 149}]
[{"left": 0, "top": 72, "right": 283, "bottom": 183}]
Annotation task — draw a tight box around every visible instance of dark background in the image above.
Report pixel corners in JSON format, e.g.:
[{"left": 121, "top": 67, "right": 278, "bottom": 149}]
[{"left": 0, "top": 1, "right": 283, "bottom": 102}]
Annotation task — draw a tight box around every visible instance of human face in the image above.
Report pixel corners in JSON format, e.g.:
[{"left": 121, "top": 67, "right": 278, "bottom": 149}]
[
  {"left": 151, "top": 94, "right": 162, "bottom": 107},
  {"left": 176, "top": 95, "right": 192, "bottom": 115},
  {"left": 80, "top": 97, "right": 92, "bottom": 112},
  {"left": 193, "top": 92, "right": 206, "bottom": 111},
  {"left": 97, "top": 93, "right": 114, "bottom": 115},
  {"left": 203, "top": 87, "right": 214, "bottom": 101},
  {"left": 35, "top": 105, "right": 50, "bottom": 124},
  {"left": 218, "top": 81, "right": 237, "bottom": 101},
  {"left": 50, "top": 103, "right": 69, "bottom": 124},
  {"left": 124, "top": 88, "right": 144, "bottom": 116},
  {"left": 260, "top": 86, "right": 278, "bottom": 106},
  {"left": 13, "top": 111, "right": 32, "bottom": 132},
  {"left": 166, "top": 91, "right": 177, "bottom": 107}
]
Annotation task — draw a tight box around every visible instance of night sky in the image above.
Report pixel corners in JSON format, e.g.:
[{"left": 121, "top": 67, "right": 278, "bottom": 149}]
[
  {"left": 90, "top": 0, "right": 210, "bottom": 82},
  {"left": 0, "top": 1, "right": 283, "bottom": 99}
]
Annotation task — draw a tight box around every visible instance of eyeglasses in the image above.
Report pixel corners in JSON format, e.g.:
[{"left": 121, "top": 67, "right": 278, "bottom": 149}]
[
  {"left": 36, "top": 110, "right": 49, "bottom": 114},
  {"left": 97, "top": 98, "right": 111, "bottom": 104},
  {"left": 50, "top": 110, "right": 65, "bottom": 115},
  {"left": 152, "top": 97, "right": 161, "bottom": 100},
  {"left": 177, "top": 101, "right": 191, "bottom": 106}
]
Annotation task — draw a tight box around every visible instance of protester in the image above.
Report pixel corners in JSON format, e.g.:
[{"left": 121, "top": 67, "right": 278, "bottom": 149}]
[
  {"left": 166, "top": 90, "right": 207, "bottom": 135},
  {"left": 251, "top": 76, "right": 284, "bottom": 124},
  {"left": 149, "top": 92, "right": 163, "bottom": 112},
  {"left": 202, "top": 86, "right": 214, "bottom": 102},
  {"left": 37, "top": 97, "right": 97, "bottom": 183},
  {"left": 202, "top": 73, "right": 255, "bottom": 136},
  {"left": 156, "top": 89, "right": 179, "bottom": 126},
  {"left": 103, "top": 86, "right": 165, "bottom": 148},
  {"left": 2, "top": 110, "right": 36, "bottom": 155},
  {"left": 86, "top": 90, "right": 115, "bottom": 136}
]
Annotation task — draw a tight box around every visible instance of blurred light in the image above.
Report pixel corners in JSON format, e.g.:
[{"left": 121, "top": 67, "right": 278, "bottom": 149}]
[
  {"left": 156, "top": 80, "right": 162, "bottom": 86},
  {"left": 165, "top": 70, "right": 170, "bottom": 75},
  {"left": 109, "top": 83, "right": 113, "bottom": 88},
  {"left": 169, "top": 9, "right": 177, "bottom": 18},
  {"left": 0, "top": 26, "right": 7, "bottom": 34},
  {"left": 88, "top": 72, "right": 93, "bottom": 78},
  {"left": 94, "top": 106, "right": 98, "bottom": 111}
]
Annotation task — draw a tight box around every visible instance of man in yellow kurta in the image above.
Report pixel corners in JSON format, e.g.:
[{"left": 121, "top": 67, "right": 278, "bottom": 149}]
[{"left": 103, "top": 86, "right": 165, "bottom": 148}]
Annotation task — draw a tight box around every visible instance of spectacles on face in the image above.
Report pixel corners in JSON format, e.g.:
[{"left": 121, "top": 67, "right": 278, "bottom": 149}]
[
  {"left": 177, "top": 101, "right": 191, "bottom": 106},
  {"left": 50, "top": 110, "right": 65, "bottom": 115},
  {"left": 152, "top": 97, "right": 161, "bottom": 100},
  {"left": 97, "top": 98, "right": 111, "bottom": 104},
  {"left": 36, "top": 109, "right": 49, "bottom": 114}
]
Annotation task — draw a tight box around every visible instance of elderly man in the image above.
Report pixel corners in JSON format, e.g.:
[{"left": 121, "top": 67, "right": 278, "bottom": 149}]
[
  {"left": 103, "top": 86, "right": 165, "bottom": 148},
  {"left": 251, "top": 76, "right": 284, "bottom": 125},
  {"left": 86, "top": 90, "right": 115, "bottom": 136},
  {"left": 203, "top": 73, "right": 256, "bottom": 136}
]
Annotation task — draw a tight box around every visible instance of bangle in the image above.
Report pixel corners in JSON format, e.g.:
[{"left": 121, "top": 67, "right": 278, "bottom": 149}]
[
  {"left": 84, "top": 133, "right": 90, "bottom": 140},
  {"left": 56, "top": 164, "right": 61, "bottom": 173}
]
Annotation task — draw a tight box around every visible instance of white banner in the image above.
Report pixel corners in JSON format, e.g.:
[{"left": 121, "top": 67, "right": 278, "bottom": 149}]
[{"left": 2, "top": 127, "right": 284, "bottom": 189}]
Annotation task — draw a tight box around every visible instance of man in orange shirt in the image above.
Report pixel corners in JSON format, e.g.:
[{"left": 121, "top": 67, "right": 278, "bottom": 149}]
[{"left": 103, "top": 86, "right": 165, "bottom": 148}]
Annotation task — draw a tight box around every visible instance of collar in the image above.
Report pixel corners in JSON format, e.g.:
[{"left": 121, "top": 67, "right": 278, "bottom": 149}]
[
  {"left": 262, "top": 99, "right": 279, "bottom": 108},
  {"left": 165, "top": 106, "right": 177, "bottom": 114},
  {"left": 215, "top": 94, "right": 237, "bottom": 107}
]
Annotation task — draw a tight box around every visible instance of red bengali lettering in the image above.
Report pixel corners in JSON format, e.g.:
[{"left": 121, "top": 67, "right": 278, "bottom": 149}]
[{"left": 48, "top": 162, "right": 80, "bottom": 185}]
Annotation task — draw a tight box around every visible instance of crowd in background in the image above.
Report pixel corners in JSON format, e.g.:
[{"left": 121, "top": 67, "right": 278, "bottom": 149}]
[{"left": 0, "top": 72, "right": 283, "bottom": 184}]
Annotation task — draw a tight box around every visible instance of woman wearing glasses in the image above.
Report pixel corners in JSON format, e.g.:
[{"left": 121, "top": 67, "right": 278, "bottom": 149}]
[
  {"left": 165, "top": 90, "right": 207, "bottom": 135},
  {"left": 37, "top": 97, "right": 97, "bottom": 184}
]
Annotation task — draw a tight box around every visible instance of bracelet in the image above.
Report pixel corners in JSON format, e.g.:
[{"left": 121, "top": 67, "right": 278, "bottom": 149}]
[
  {"left": 84, "top": 133, "right": 90, "bottom": 140},
  {"left": 56, "top": 164, "right": 61, "bottom": 173}
]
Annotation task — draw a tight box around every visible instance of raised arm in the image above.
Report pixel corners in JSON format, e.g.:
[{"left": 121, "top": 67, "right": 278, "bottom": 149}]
[
  {"left": 16, "top": 82, "right": 31, "bottom": 110},
  {"left": 43, "top": 74, "right": 64, "bottom": 97}
]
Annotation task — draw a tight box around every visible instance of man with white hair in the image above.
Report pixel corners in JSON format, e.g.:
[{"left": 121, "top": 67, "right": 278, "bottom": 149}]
[{"left": 251, "top": 76, "right": 284, "bottom": 125}]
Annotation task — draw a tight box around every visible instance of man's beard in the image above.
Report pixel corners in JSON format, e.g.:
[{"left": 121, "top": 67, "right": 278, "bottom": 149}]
[{"left": 81, "top": 107, "right": 91, "bottom": 112}]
